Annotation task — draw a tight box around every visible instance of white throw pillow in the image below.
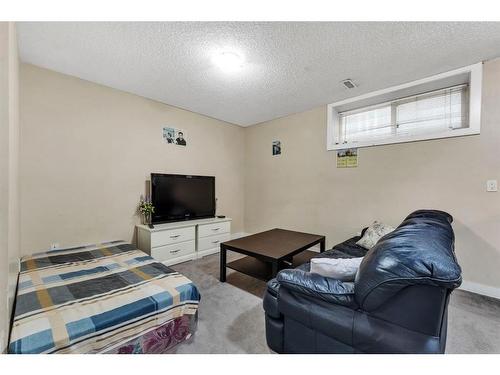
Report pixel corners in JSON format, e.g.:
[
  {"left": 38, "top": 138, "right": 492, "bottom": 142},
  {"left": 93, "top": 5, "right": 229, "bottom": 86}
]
[
  {"left": 310, "top": 257, "right": 364, "bottom": 281},
  {"left": 356, "top": 221, "right": 394, "bottom": 250}
]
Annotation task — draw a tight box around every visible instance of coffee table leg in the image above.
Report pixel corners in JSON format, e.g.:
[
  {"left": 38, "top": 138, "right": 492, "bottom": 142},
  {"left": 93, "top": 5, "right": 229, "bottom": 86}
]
[
  {"left": 271, "top": 260, "right": 279, "bottom": 278},
  {"left": 220, "top": 244, "right": 226, "bottom": 282},
  {"left": 320, "top": 238, "right": 325, "bottom": 253}
]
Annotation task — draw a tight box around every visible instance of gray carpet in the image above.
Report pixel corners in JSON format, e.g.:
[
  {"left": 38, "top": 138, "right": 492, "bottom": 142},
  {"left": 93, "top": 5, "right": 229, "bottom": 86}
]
[{"left": 170, "top": 253, "right": 500, "bottom": 354}]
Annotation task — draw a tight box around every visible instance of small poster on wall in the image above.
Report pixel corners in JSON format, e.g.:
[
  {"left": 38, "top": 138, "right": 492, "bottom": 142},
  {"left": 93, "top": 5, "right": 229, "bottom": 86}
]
[
  {"left": 272, "top": 140, "right": 282, "bottom": 156},
  {"left": 163, "top": 127, "right": 187, "bottom": 146},
  {"left": 337, "top": 148, "right": 358, "bottom": 168}
]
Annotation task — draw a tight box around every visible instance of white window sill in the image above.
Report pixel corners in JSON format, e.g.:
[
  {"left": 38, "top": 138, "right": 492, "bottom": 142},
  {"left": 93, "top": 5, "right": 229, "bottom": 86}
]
[{"left": 328, "top": 127, "right": 480, "bottom": 150}]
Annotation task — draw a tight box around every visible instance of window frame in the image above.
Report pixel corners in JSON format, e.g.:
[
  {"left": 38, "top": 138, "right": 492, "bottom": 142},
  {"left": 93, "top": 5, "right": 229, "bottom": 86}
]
[{"left": 326, "top": 63, "right": 482, "bottom": 151}]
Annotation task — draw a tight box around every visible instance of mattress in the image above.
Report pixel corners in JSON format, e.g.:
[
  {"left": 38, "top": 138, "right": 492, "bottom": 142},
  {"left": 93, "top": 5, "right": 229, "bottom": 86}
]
[{"left": 9, "top": 240, "right": 200, "bottom": 354}]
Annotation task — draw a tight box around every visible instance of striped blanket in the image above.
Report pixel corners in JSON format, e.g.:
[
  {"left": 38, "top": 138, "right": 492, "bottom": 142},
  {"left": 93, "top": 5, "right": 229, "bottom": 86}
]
[{"left": 9, "top": 241, "right": 200, "bottom": 354}]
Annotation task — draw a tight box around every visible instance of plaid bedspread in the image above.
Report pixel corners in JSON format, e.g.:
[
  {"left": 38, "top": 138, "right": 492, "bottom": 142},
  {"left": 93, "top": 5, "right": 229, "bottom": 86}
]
[{"left": 9, "top": 240, "right": 200, "bottom": 354}]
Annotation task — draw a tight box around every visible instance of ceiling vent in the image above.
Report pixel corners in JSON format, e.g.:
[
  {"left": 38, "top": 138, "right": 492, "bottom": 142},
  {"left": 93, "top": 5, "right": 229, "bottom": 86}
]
[{"left": 341, "top": 79, "right": 357, "bottom": 89}]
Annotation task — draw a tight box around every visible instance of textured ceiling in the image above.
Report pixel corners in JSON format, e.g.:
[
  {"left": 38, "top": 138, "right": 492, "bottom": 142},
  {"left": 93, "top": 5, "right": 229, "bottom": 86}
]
[{"left": 17, "top": 22, "right": 500, "bottom": 126}]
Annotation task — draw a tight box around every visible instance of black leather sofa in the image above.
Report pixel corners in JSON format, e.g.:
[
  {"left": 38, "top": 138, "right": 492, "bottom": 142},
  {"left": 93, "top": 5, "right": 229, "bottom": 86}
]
[{"left": 263, "top": 210, "right": 462, "bottom": 354}]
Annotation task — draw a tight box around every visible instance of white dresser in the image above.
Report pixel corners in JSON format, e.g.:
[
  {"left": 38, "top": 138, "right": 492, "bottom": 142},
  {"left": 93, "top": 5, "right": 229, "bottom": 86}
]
[{"left": 136, "top": 217, "right": 232, "bottom": 266}]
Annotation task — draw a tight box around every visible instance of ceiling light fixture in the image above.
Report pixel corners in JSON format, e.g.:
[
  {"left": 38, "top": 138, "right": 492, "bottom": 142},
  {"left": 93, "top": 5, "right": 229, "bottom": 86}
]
[{"left": 212, "top": 50, "right": 244, "bottom": 73}]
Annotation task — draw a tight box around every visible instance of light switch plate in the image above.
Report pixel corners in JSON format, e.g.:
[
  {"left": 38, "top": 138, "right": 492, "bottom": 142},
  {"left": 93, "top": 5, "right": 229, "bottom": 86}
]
[{"left": 486, "top": 180, "right": 498, "bottom": 192}]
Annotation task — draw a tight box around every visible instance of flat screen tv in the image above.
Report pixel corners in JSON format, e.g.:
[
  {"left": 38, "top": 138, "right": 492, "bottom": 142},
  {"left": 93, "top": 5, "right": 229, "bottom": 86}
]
[{"left": 150, "top": 173, "right": 215, "bottom": 224}]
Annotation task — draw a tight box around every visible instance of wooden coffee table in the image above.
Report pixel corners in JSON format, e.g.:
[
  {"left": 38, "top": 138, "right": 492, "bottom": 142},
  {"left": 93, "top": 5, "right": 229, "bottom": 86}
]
[{"left": 219, "top": 228, "right": 325, "bottom": 282}]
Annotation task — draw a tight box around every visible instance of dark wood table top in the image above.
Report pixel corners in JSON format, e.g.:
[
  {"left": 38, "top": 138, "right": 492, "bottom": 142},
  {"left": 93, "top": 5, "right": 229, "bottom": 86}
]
[{"left": 221, "top": 228, "right": 325, "bottom": 261}]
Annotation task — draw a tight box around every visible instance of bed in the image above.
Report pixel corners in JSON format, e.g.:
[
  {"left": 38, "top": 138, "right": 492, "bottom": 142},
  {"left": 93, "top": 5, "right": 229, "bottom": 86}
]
[{"left": 9, "top": 240, "right": 200, "bottom": 354}]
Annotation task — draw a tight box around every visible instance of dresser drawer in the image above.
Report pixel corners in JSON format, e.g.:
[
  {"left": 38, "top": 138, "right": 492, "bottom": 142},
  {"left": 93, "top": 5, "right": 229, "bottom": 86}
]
[
  {"left": 151, "top": 226, "right": 195, "bottom": 248},
  {"left": 198, "top": 233, "right": 231, "bottom": 252},
  {"left": 151, "top": 240, "right": 195, "bottom": 262},
  {"left": 198, "top": 221, "right": 230, "bottom": 238}
]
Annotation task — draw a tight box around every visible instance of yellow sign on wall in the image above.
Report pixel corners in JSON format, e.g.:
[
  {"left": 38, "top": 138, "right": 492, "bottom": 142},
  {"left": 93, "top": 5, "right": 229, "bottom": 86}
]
[{"left": 337, "top": 148, "right": 358, "bottom": 168}]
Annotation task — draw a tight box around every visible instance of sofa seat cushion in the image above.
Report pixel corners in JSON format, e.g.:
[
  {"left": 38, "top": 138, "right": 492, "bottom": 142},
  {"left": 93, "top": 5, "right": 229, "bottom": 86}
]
[
  {"left": 330, "top": 234, "right": 369, "bottom": 258},
  {"left": 277, "top": 269, "right": 357, "bottom": 308}
]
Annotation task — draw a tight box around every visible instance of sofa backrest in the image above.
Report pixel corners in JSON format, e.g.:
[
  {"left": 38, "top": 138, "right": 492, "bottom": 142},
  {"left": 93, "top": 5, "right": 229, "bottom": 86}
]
[{"left": 354, "top": 210, "right": 462, "bottom": 311}]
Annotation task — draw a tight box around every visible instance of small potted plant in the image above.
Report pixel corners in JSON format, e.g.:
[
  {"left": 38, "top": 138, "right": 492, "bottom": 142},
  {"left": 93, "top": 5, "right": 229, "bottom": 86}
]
[{"left": 138, "top": 195, "right": 155, "bottom": 225}]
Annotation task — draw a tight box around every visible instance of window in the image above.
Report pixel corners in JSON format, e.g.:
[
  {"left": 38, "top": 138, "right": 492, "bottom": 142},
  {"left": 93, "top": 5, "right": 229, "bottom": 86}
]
[
  {"left": 339, "top": 84, "right": 468, "bottom": 144},
  {"left": 327, "top": 63, "right": 482, "bottom": 150}
]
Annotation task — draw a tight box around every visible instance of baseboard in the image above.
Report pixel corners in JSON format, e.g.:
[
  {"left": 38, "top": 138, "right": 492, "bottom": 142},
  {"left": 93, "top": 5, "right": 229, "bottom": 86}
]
[
  {"left": 459, "top": 280, "right": 500, "bottom": 300},
  {"left": 0, "top": 331, "right": 5, "bottom": 354}
]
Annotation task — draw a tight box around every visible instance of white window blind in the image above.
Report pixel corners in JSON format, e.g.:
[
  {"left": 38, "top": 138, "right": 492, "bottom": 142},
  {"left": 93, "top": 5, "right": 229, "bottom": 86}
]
[{"left": 338, "top": 84, "right": 469, "bottom": 145}]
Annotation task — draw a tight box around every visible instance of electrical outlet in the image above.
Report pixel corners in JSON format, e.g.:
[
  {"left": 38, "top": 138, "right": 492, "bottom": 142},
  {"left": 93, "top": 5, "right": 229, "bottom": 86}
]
[
  {"left": 50, "top": 243, "right": 60, "bottom": 250},
  {"left": 486, "top": 180, "right": 498, "bottom": 192}
]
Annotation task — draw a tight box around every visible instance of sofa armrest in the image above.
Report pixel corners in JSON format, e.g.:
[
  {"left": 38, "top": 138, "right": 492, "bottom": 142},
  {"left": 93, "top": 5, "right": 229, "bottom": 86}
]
[
  {"left": 263, "top": 279, "right": 285, "bottom": 352},
  {"left": 276, "top": 269, "right": 357, "bottom": 308},
  {"left": 267, "top": 278, "right": 280, "bottom": 297},
  {"left": 263, "top": 279, "right": 281, "bottom": 319}
]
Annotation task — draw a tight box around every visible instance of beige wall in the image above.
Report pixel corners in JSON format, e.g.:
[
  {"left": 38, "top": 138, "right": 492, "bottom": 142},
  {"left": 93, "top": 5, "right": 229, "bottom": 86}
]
[
  {"left": 19, "top": 64, "right": 245, "bottom": 255},
  {"left": 17, "top": 56, "right": 500, "bottom": 296},
  {"left": 0, "top": 22, "right": 20, "bottom": 352},
  {"left": 244, "top": 58, "right": 500, "bottom": 293}
]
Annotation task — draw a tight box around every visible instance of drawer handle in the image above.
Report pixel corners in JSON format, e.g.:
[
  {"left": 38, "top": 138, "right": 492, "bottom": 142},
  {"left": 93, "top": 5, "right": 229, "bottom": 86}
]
[
  {"left": 170, "top": 249, "right": 181, "bottom": 254},
  {"left": 211, "top": 228, "right": 220, "bottom": 231},
  {"left": 212, "top": 240, "right": 220, "bottom": 244},
  {"left": 170, "top": 234, "right": 181, "bottom": 238}
]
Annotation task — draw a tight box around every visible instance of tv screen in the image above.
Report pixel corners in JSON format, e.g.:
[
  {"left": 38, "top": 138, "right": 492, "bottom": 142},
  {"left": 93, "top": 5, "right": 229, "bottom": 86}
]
[{"left": 150, "top": 173, "right": 215, "bottom": 223}]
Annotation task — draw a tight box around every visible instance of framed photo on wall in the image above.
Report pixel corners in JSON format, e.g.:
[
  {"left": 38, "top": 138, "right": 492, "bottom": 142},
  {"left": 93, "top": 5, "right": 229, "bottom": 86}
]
[
  {"left": 272, "top": 140, "right": 281, "bottom": 156},
  {"left": 163, "top": 127, "right": 187, "bottom": 146}
]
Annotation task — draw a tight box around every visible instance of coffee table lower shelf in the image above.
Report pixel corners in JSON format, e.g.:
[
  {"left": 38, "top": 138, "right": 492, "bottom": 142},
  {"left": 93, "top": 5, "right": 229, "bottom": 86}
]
[
  {"left": 226, "top": 250, "right": 319, "bottom": 282},
  {"left": 226, "top": 257, "right": 275, "bottom": 282}
]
